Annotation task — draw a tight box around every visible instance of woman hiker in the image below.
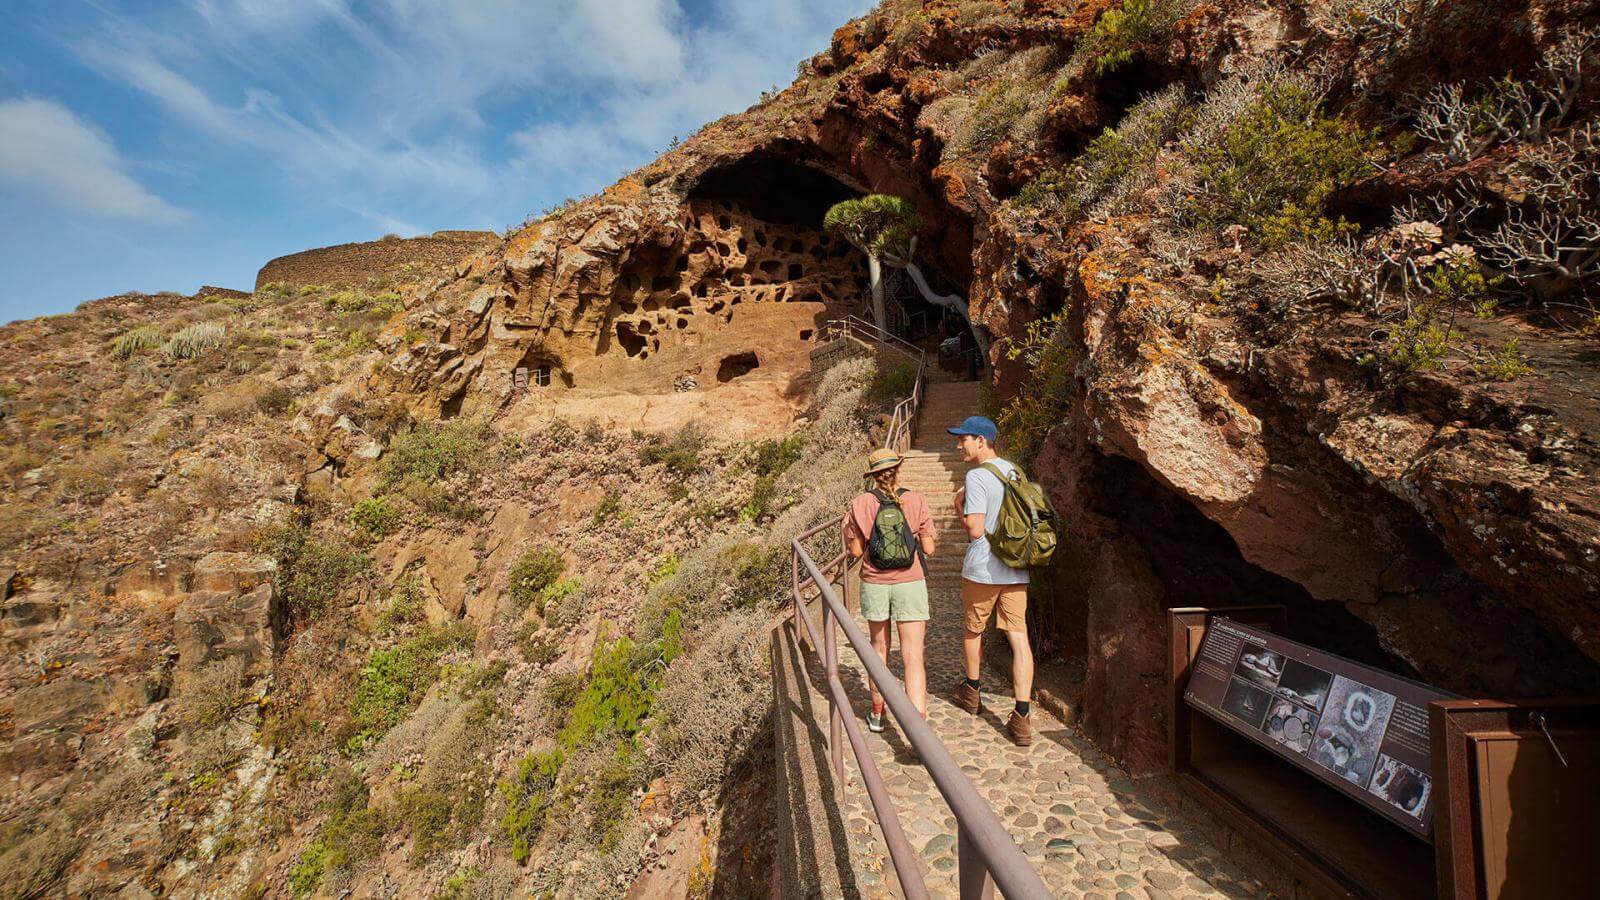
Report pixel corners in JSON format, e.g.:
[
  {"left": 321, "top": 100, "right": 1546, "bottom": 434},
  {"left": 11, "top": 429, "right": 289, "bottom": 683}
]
[{"left": 843, "top": 448, "right": 938, "bottom": 733}]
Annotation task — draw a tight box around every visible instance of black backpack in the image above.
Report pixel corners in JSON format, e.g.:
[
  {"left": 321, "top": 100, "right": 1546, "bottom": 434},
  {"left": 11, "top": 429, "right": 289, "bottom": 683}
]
[{"left": 867, "top": 489, "right": 918, "bottom": 570}]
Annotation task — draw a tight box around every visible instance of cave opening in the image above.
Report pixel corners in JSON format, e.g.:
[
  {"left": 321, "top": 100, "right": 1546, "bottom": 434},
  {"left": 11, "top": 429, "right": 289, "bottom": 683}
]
[
  {"left": 615, "top": 322, "right": 648, "bottom": 358},
  {"left": 716, "top": 351, "right": 760, "bottom": 382},
  {"left": 686, "top": 151, "right": 860, "bottom": 226},
  {"left": 1074, "top": 452, "right": 1413, "bottom": 675}
]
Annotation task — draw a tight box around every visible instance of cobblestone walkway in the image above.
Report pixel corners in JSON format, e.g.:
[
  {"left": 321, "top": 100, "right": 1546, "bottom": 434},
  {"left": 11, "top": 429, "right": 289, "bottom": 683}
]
[{"left": 827, "top": 381, "right": 1271, "bottom": 899}]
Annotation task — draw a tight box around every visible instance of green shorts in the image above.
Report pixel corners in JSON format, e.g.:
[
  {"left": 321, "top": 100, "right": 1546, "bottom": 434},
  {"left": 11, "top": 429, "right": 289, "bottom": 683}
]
[{"left": 859, "top": 579, "right": 930, "bottom": 623}]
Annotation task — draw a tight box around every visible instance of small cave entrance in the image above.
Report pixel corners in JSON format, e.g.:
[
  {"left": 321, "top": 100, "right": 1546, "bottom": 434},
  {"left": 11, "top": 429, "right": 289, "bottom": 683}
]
[
  {"left": 686, "top": 151, "right": 860, "bottom": 226},
  {"left": 1076, "top": 453, "right": 1410, "bottom": 673},
  {"left": 716, "top": 351, "right": 760, "bottom": 382},
  {"left": 614, "top": 321, "right": 649, "bottom": 359},
  {"left": 515, "top": 349, "right": 574, "bottom": 390}
]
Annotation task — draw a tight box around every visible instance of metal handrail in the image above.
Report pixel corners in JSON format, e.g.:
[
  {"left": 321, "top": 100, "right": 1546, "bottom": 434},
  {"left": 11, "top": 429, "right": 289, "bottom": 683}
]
[
  {"left": 819, "top": 316, "right": 928, "bottom": 456},
  {"left": 787, "top": 326, "right": 1046, "bottom": 897},
  {"left": 789, "top": 541, "right": 1052, "bottom": 900},
  {"left": 821, "top": 315, "right": 924, "bottom": 363}
]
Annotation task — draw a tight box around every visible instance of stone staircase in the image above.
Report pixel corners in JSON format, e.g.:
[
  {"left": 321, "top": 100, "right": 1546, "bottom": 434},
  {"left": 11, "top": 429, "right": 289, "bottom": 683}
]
[{"left": 894, "top": 381, "right": 983, "bottom": 596}]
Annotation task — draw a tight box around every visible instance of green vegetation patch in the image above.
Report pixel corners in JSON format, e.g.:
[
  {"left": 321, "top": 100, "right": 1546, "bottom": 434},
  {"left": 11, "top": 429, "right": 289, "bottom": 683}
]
[
  {"left": 379, "top": 419, "right": 490, "bottom": 489},
  {"left": 1081, "top": 0, "right": 1181, "bottom": 75},
  {"left": 1184, "top": 79, "right": 1377, "bottom": 247},
  {"left": 256, "top": 523, "right": 370, "bottom": 621},
  {"left": 289, "top": 777, "right": 389, "bottom": 896},
  {"left": 111, "top": 325, "right": 164, "bottom": 360},
  {"left": 346, "top": 622, "right": 474, "bottom": 751},
  {"left": 507, "top": 547, "right": 565, "bottom": 613},
  {"left": 996, "top": 311, "right": 1077, "bottom": 466},
  {"left": 638, "top": 424, "right": 706, "bottom": 477},
  {"left": 348, "top": 496, "right": 400, "bottom": 542},
  {"left": 500, "top": 747, "right": 564, "bottom": 863}
]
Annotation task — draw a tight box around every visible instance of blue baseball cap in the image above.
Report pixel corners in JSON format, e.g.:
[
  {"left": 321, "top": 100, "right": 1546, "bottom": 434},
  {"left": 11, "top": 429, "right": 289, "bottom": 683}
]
[{"left": 947, "top": 415, "right": 998, "bottom": 443}]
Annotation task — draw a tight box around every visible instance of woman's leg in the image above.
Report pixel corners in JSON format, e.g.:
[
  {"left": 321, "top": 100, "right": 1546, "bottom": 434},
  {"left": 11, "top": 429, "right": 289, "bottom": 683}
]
[
  {"left": 868, "top": 619, "right": 891, "bottom": 716},
  {"left": 897, "top": 619, "right": 928, "bottom": 718}
]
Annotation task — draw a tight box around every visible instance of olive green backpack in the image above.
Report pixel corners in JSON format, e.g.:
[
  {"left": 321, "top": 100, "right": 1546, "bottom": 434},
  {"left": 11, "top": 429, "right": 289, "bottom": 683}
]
[{"left": 978, "top": 462, "right": 1059, "bottom": 569}]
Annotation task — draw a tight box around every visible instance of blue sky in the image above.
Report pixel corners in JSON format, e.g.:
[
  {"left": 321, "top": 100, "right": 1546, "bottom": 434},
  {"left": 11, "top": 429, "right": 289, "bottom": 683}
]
[{"left": 0, "top": 0, "right": 873, "bottom": 323}]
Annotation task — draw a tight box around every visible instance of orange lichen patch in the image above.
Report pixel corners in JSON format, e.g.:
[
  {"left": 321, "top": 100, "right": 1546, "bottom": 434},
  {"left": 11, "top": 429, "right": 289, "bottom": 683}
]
[
  {"left": 505, "top": 221, "right": 550, "bottom": 258},
  {"left": 931, "top": 162, "right": 970, "bottom": 207}
]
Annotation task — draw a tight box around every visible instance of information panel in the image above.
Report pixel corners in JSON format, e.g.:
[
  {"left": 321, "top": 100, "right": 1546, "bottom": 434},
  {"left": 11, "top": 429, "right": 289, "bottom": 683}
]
[{"left": 1184, "top": 617, "right": 1458, "bottom": 840}]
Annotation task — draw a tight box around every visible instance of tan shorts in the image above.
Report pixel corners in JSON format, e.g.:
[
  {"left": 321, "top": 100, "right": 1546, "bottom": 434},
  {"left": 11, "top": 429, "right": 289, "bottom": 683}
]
[{"left": 961, "top": 579, "right": 1028, "bottom": 634}]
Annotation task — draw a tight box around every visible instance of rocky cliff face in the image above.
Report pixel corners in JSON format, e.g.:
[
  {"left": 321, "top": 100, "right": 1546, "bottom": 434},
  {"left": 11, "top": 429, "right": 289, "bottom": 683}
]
[
  {"left": 5, "top": 0, "right": 1600, "bottom": 896},
  {"left": 369, "top": 0, "right": 1600, "bottom": 772}
]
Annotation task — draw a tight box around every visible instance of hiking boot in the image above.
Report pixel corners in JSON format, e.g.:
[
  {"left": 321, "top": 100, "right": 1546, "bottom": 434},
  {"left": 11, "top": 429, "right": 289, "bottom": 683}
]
[
  {"left": 1007, "top": 710, "right": 1034, "bottom": 747},
  {"left": 867, "top": 711, "right": 886, "bottom": 733},
  {"left": 954, "top": 681, "right": 982, "bottom": 715}
]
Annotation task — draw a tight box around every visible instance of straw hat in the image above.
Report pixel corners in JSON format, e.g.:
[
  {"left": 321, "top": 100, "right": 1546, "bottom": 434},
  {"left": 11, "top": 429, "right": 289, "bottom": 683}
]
[{"left": 864, "top": 448, "right": 902, "bottom": 475}]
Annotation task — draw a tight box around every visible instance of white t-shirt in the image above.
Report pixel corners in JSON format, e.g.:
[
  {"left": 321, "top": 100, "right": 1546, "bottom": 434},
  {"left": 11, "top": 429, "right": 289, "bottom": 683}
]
[{"left": 961, "top": 458, "right": 1030, "bottom": 585}]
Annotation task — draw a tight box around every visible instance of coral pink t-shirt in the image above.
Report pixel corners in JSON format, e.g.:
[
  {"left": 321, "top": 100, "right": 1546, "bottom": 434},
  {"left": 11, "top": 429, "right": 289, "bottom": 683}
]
[{"left": 844, "top": 490, "right": 936, "bottom": 585}]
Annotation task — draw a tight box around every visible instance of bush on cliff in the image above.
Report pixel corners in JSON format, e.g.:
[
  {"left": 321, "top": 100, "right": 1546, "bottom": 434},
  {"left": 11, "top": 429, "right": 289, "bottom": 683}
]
[
  {"left": 1181, "top": 79, "right": 1377, "bottom": 247},
  {"left": 508, "top": 547, "right": 566, "bottom": 613},
  {"left": 345, "top": 622, "right": 474, "bottom": 751},
  {"left": 256, "top": 523, "right": 370, "bottom": 621},
  {"left": 1080, "top": 0, "right": 1183, "bottom": 75}
]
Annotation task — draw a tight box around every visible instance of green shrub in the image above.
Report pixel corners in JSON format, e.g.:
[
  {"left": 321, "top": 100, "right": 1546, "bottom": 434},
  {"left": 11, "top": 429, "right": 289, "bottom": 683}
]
[
  {"left": 379, "top": 420, "right": 490, "bottom": 489},
  {"left": 379, "top": 576, "right": 426, "bottom": 632},
  {"left": 396, "top": 788, "right": 455, "bottom": 860},
  {"left": 349, "top": 496, "right": 400, "bottom": 541},
  {"left": 500, "top": 747, "right": 564, "bottom": 863},
  {"left": 165, "top": 322, "right": 227, "bottom": 360},
  {"left": 867, "top": 362, "right": 916, "bottom": 405},
  {"left": 346, "top": 623, "right": 474, "bottom": 751},
  {"left": 323, "top": 290, "right": 403, "bottom": 316},
  {"left": 256, "top": 524, "right": 370, "bottom": 621},
  {"left": 996, "top": 311, "right": 1077, "bottom": 466},
  {"left": 648, "top": 554, "right": 680, "bottom": 589},
  {"left": 538, "top": 578, "right": 584, "bottom": 626},
  {"left": 739, "top": 475, "right": 781, "bottom": 523},
  {"left": 556, "top": 623, "right": 682, "bottom": 752},
  {"left": 639, "top": 424, "right": 706, "bottom": 476},
  {"left": 751, "top": 435, "right": 805, "bottom": 477},
  {"left": 1385, "top": 305, "right": 1456, "bottom": 372},
  {"left": 1478, "top": 338, "right": 1535, "bottom": 381},
  {"left": 288, "top": 780, "right": 388, "bottom": 896},
  {"left": 583, "top": 742, "right": 643, "bottom": 851},
  {"left": 1081, "top": 0, "right": 1179, "bottom": 75},
  {"left": 518, "top": 625, "right": 561, "bottom": 667},
  {"left": 507, "top": 548, "right": 564, "bottom": 611},
  {"left": 1184, "top": 79, "right": 1377, "bottom": 247},
  {"left": 111, "top": 325, "right": 163, "bottom": 360},
  {"left": 591, "top": 490, "right": 625, "bottom": 527}
]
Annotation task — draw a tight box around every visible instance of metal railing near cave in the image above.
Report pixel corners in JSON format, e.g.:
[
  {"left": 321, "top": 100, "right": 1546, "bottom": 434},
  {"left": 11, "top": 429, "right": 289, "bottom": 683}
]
[
  {"left": 788, "top": 324, "right": 1050, "bottom": 899},
  {"left": 818, "top": 315, "right": 927, "bottom": 456}
]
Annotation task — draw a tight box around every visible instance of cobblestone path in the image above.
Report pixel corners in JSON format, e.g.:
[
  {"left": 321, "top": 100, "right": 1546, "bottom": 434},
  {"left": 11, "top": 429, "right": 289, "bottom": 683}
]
[{"left": 828, "top": 381, "right": 1271, "bottom": 899}]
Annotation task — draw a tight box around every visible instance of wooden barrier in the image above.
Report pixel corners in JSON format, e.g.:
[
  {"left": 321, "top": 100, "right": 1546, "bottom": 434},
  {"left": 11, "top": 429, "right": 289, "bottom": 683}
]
[{"left": 1168, "top": 607, "right": 1600, "bottom": 900}]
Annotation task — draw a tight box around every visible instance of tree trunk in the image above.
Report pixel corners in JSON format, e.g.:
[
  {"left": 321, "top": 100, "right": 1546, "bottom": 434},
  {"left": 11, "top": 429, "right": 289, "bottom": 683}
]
[
  {"left": 900, "top": 261, "right": 990, "bottom": 365},
  {"left": 867, "top": 254, "right": 887, "bottom": 329}
]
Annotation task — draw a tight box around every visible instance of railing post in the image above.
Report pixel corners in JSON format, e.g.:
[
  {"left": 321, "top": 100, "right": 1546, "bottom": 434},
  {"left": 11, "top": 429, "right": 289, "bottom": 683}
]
[
  {"left": 958, "top": 826, "right": 996, "bottom": 900},
  {"left": 791, "top": 548, "right": 802, "bottom": 646},
  {"left": 823, "top": 602, "right": 843, "bottom": 793}
]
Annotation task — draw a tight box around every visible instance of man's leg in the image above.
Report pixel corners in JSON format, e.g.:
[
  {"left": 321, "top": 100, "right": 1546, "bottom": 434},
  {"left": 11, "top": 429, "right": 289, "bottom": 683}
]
[
  {"left": 1005, "top": 628, "right": 1034, "bottom": 704},
  {"left": 868, "top": 619, "right": 891, "bottom": 716},
  {"left": 962, "top": 628, "right": 984, "bottom": 681},
  {"left": 956, "top": 580, "right": 995, "bottom": 714}
]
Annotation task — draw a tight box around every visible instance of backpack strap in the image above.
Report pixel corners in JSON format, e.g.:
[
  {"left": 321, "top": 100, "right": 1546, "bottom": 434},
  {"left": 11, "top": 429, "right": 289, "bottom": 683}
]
[{"left": 978, "top": 462, "right": 1019, "bottom": 485}]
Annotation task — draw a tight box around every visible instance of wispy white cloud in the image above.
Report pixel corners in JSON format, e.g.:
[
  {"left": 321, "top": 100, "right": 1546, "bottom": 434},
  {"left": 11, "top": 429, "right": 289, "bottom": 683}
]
[
  {"left": 68, "top": 0, "right": 873, "bottom": 222},
  {"left": 0, "top": 97, "right": 186, "bottom": 223}
]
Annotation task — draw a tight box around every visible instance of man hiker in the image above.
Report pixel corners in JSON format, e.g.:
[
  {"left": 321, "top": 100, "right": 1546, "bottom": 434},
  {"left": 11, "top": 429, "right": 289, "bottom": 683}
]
[
  {"left": 947, "top": 415, "right": 1035, "bottom": 747},
  {"left": 843, "top": 448, "right": 938, "bottom": 733}
]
